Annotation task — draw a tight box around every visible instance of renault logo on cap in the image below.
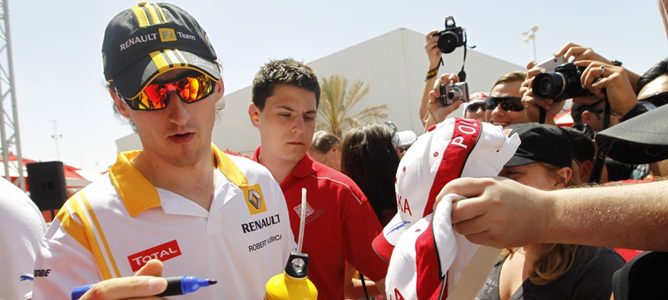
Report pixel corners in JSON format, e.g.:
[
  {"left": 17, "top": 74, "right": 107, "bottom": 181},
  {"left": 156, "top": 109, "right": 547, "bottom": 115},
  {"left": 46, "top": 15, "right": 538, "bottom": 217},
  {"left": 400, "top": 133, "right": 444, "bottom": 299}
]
[
  {"left": 159, "top": 28, "right": 177, "bottom": 42},
  {"left": 243, "top": 184, "right": 267, "bottom": 215}
]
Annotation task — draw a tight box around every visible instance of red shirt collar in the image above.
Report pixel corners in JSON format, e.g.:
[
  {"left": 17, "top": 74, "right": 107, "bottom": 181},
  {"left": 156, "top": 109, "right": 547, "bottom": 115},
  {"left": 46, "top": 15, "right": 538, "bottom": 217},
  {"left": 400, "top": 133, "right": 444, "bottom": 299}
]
[{"left": 253, "top": 146, "right": 316, "bottom": 182}]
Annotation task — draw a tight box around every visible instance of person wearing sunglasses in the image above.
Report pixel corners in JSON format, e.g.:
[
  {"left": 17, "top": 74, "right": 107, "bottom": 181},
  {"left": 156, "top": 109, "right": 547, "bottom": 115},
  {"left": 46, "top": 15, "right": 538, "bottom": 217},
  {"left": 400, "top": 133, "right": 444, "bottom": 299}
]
[
  {"left": 31, "top": 3, "right": 295, "bottom": 300},
  {"left": 463, "top": 92, "right": 488, "bottom": 121},
  {"left": 486, "top": 71, "right": 531, "bottom": 127}
]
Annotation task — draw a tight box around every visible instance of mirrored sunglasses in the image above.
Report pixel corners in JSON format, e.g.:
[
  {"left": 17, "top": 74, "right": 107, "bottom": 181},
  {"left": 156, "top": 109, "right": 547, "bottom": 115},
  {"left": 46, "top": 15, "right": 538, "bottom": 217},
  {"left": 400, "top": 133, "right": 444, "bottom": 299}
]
[
  {"left": 485, "top": 97, "right": 523, "bottom": 112},
  {"left": 119, "top": 72, "right": 216, "bottom": 111}
]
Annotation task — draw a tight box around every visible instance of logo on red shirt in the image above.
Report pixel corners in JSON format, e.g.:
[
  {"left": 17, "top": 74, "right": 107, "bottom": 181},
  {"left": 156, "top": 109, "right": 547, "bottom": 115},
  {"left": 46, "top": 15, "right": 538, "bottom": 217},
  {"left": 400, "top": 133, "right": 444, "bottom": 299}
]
[{"left": 127, "top": 240, "right": 182, "bottom": 272}]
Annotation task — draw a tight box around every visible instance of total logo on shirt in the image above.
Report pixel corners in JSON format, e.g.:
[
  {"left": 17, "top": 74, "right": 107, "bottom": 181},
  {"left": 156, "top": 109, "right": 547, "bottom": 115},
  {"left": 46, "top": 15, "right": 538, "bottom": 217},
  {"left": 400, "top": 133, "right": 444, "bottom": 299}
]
[{"left": 127, "top": 240, "right": 182, "bottom": 272}]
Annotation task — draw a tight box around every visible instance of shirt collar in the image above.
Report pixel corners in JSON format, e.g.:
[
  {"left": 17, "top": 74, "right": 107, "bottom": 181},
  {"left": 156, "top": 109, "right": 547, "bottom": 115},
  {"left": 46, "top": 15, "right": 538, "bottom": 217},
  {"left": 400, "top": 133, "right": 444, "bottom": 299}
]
[
  {"left": 253, "top": 146, "right": 315, "bottom": 181},
  {"left": 109, "top": 144, "right": 246, "bottom": 217}
]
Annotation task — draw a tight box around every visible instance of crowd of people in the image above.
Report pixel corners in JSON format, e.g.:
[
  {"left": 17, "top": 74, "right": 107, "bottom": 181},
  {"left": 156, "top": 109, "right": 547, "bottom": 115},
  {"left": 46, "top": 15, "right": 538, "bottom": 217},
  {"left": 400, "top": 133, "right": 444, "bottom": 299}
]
[{"left": 1, "top": 1, "right": 667, "bottom": 300}]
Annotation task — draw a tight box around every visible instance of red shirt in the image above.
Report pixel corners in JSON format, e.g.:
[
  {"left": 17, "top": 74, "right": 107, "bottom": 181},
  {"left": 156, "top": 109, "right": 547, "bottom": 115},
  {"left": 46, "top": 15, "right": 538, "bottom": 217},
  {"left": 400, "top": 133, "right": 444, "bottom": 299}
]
[{"left": 254, "top": 148, "right": 388, "bottom": 299}]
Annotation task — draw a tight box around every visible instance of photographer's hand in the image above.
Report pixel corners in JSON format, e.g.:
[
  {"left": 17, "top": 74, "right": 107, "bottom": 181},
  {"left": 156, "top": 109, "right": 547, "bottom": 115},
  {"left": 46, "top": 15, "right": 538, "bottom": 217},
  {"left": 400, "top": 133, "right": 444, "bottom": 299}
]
[
  {"left": 519, "top": 67, "right": 564, "bottom": 124},
  {"left": 556, "top": 42, "right": 640, "bottom": 90},
  {"left": 424, "top": 73, "right": 462, "bottom": 128},
  {"left": 577, "top": 60, "right": 638, "bottom": 117},
  {"left": 420, "top": 31, "right": 444, "bottom": 126}
]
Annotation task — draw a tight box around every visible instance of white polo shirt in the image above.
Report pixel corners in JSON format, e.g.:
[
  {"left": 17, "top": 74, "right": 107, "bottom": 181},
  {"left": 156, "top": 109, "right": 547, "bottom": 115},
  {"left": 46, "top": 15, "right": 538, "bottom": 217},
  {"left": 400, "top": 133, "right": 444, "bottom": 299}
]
[
  {"left": 0, "top": 178, "right": 46, "bottom": 300},
  {"left": 32, "top": 146, "right": 295, "bottom": 299}
]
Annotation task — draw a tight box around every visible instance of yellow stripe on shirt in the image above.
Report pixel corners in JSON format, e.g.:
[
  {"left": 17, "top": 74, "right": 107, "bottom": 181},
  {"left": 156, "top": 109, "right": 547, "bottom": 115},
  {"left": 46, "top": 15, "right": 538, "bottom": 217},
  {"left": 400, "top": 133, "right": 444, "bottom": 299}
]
[
  {"left": 55, "top": 201, "right": 89, "bottom": 252},
  {"left": 68, "top": 194, "right": 113, "bottom": 279},
  {"left": 80, "top": 191, "right": 121, "bottom": 278}
]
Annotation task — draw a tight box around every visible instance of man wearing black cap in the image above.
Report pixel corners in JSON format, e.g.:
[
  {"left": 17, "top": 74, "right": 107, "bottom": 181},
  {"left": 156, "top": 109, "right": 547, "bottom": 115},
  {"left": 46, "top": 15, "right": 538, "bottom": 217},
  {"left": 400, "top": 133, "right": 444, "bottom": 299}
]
[{"left": 31, "top": 3, "right": 294, "bottom": 299}]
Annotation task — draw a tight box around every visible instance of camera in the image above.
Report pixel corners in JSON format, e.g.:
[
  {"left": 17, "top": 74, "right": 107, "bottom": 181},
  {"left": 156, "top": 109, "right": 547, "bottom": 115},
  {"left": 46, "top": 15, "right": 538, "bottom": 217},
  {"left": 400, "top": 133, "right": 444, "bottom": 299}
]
[
  {"left": 436, "top": 16, "right": 466, "bottom": 54},
  {"left": 532, "top": 63, "right": 592, "bottom": 101},
  {"left": 439, "top": 82, "right": 469, "bottom": 106}
]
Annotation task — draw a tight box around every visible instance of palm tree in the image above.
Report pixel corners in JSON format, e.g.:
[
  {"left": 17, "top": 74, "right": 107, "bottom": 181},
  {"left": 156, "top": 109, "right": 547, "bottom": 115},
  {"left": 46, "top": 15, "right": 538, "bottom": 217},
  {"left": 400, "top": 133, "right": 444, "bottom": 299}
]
[{"left": 317, "top": 74, "right": 388, "bottom": 138}]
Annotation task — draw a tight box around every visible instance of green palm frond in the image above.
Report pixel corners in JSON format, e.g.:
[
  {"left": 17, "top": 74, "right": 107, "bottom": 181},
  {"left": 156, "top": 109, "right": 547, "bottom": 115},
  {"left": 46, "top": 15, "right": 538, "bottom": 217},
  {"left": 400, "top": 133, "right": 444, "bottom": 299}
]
[{"left": 316, "top": 74, "right": 388, "bottom": 138}]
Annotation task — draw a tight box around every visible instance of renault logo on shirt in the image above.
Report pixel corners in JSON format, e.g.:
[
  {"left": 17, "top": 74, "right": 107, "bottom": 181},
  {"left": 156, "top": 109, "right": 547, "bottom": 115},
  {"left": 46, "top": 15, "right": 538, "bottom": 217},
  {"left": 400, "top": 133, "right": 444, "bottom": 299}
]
[{"left": 243, "top": 184, "right": 267, "bottom": 215}]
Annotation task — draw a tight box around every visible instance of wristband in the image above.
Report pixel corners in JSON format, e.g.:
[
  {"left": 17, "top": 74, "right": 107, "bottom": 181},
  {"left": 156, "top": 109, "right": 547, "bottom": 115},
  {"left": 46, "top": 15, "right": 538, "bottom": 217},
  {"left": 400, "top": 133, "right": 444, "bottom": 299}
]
[
  {"left": 425, "top": 66, "right": 439, "bottom": 81},
  {"left": 611, "top": 60, "right": 623, "bottom": 67}
]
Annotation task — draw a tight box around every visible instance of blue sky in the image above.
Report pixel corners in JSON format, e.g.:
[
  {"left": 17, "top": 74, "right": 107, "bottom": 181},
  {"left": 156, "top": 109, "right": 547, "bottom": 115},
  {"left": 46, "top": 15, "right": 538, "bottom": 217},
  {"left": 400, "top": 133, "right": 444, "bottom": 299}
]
[{"left": 8, "top": 0, "right": 667, "bottom": 171}]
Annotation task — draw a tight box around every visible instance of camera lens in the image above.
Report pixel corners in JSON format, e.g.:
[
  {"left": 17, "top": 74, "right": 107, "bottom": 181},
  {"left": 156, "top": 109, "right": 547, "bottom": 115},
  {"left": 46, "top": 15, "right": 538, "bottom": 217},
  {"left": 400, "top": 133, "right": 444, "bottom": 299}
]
[
  {"left": 447, "top": 86, "right": 462, "bottom": 101},
  {"left": 533, "top": 73, "right": 565, "bottom": 99},
  {"left": 438, "top": 32, "right": 459, "bottom": 54}
]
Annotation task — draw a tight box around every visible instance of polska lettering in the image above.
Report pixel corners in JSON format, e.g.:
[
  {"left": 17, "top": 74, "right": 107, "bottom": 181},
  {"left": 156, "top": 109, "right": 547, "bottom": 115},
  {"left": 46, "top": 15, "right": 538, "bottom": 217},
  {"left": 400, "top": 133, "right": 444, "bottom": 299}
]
[
  {"left": 397, "top": 195, "right": 412, "bottom": 216},
  {"left": 248, "top": 234, "right": 282, "bottom": 252},
  {"left": 450, "top": 118, "right": 479, "bottom": 149},
  {"left": 241, "top": 214, "right": 280, "bottom": 233}
]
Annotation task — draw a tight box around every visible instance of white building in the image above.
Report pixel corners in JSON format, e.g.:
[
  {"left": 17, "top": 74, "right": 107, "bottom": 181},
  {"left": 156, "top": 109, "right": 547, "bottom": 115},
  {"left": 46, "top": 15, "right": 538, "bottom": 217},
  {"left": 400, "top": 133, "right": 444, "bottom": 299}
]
[{"left": 116, "top": 28, "right": 522, "bottom": 154}]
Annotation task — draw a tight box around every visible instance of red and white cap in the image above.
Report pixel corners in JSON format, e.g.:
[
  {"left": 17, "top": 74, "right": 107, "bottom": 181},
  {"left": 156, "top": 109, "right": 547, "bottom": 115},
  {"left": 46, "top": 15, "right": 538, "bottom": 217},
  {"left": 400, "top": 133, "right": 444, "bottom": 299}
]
[
  {"left": 372, "top": 117, "right": 520, "bottom": 261},
  {"left": 377, "top": 118, "right": 520, "bottom": 299}
]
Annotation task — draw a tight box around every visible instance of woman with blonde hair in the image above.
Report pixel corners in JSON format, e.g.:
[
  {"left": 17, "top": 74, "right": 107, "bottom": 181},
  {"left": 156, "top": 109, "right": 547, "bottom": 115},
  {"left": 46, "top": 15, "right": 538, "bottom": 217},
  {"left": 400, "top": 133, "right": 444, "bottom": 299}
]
[{"left": 476, "top": 123, "right": 624, "bottom": 300}]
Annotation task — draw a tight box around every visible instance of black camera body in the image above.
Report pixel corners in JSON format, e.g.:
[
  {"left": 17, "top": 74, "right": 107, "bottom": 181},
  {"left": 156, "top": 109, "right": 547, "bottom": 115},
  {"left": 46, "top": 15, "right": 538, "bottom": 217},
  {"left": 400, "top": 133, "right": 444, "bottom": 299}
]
[
  {"left": 439, "top": 82, "right": 469, "bottom": 106},
  {"left": 436, "top": 16, "right": 466, "bottom": 54},
  {"left": 532, "top": 63, "right": 592, "bottom": 101}
]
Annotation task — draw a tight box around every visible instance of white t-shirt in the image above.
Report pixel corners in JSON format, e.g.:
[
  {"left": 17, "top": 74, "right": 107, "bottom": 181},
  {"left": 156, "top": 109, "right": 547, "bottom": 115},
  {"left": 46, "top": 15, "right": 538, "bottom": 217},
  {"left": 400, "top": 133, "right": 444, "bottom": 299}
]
[
  {"left": 32, "top": 148, "right": 295, "bottom": 299},
  {"left": 0, "top": 177, "right": 46, "bottom": 300}
]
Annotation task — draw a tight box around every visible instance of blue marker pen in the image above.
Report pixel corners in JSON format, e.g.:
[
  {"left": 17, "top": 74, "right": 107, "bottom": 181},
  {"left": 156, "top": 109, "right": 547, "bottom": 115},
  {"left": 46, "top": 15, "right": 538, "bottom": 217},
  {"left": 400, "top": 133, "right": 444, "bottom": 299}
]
[{"left": 71, "top": 276, "right": 217, "bottom": 300}]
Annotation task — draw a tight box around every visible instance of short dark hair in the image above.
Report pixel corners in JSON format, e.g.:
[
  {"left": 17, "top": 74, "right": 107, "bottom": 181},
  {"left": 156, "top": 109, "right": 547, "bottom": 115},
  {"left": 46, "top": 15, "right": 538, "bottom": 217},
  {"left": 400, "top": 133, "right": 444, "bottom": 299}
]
[
  {"left": 310, "top": 131, "right": 341, "bottom": 154},
  {"left": 251, "top": 58, "right": 320, "bottom": 110},
  {"left": 637, "top": 58, "right": 668, "bottom": 93},
  {"left": 493, "top": 71, "right": 527, "bottom": 88},
  {"left": 570, "top": 100, "right": 604, "bottom": 124},
  {"left": 341, "top": 124, "right": 399, "bottom": 224}
]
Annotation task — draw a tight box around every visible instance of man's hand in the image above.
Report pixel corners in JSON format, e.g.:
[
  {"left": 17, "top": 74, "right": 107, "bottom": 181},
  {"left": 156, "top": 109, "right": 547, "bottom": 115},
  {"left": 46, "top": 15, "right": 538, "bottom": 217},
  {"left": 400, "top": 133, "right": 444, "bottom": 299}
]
[
  {"left": 576, "top": 60, "right": 638, "bottom": 116},
  {"left": 425, "top": 73, "right": 463, "bottom": 126},
  {"left": 425, "top": 31, "right": 442, "bottom": 70},
  {"left": 519, "top": 67, "right": 564, "bottom": 124},
  {"left": 554, "top": 42, "right": 610, "bottom": 64},
  {"left": 442, "top": 177, "right": 553, "bottom": 248},
  {"left": 80, "top": 259, "right": 167, "bottom": 300}
]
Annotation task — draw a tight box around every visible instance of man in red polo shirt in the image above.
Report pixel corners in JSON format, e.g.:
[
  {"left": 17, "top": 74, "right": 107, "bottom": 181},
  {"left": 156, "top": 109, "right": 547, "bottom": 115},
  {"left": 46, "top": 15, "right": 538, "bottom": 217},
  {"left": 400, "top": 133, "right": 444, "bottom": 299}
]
[{"left": 248, "top": 58, "right": 388, "bottom": 299}]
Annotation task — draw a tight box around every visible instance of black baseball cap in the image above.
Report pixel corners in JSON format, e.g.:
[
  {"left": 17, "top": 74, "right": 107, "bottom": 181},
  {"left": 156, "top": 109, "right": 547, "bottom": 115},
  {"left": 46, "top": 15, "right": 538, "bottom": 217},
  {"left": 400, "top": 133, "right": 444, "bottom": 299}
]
[
  {"left": 102, "top": 2, "right": 221, "bottom": 99},
  {"left": 596, "top": 104, "right": 668, "bottom": 164},
  {"left": 505, "top": 123, "right": 572, "bottom": 168}
]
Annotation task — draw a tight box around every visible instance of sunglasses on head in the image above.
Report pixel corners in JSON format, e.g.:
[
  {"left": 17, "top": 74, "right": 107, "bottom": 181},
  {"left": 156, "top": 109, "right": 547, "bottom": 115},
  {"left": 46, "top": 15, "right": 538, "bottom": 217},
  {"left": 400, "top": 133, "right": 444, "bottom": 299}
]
[
  {"left": 466, "top": 102, "right": 486, "bottom": 111},
  {"left": 638, "top": 91, "right": 668, "bottom": 108},
  {"left": 485, "top": 97, "right": 523, "bottom": 112},
  {"left": 119, "top": 71, "right": 216, "bottom": 111}
]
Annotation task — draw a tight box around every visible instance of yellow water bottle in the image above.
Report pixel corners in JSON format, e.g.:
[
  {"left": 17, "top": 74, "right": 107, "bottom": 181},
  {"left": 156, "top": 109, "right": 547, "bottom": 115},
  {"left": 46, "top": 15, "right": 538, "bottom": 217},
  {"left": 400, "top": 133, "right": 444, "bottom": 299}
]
[{"left": 265, "top": 252, "right": 318, "bottom": 300}]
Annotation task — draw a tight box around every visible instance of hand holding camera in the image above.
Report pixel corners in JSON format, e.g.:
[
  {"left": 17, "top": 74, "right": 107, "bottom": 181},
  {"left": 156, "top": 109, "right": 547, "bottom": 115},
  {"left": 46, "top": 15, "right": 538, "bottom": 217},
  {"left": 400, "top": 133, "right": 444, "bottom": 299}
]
[
  {"left": 520, "top": 67, "right": 565, "bottom": 124},
  {"left": 574, "top": 60, "right": 638, "bottom": 116},
  {"left": 425, "top": 73, "right": 466, "bottom": 126}
]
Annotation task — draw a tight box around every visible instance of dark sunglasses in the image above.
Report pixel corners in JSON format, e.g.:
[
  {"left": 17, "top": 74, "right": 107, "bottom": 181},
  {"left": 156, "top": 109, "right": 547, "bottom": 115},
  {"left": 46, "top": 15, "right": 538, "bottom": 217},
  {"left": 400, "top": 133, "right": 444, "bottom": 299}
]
[
  {"left": 485, "top": 97, "right": 523, "bottom": 112},
  {"left": 638, "top": 91, "right": 668, "bottom": 107},
  {"left": 466, "top": 102, "right": 486, "bottom": 111},
  {"left": 119, "top": 72, "right": 216, "bottom": 111}
]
